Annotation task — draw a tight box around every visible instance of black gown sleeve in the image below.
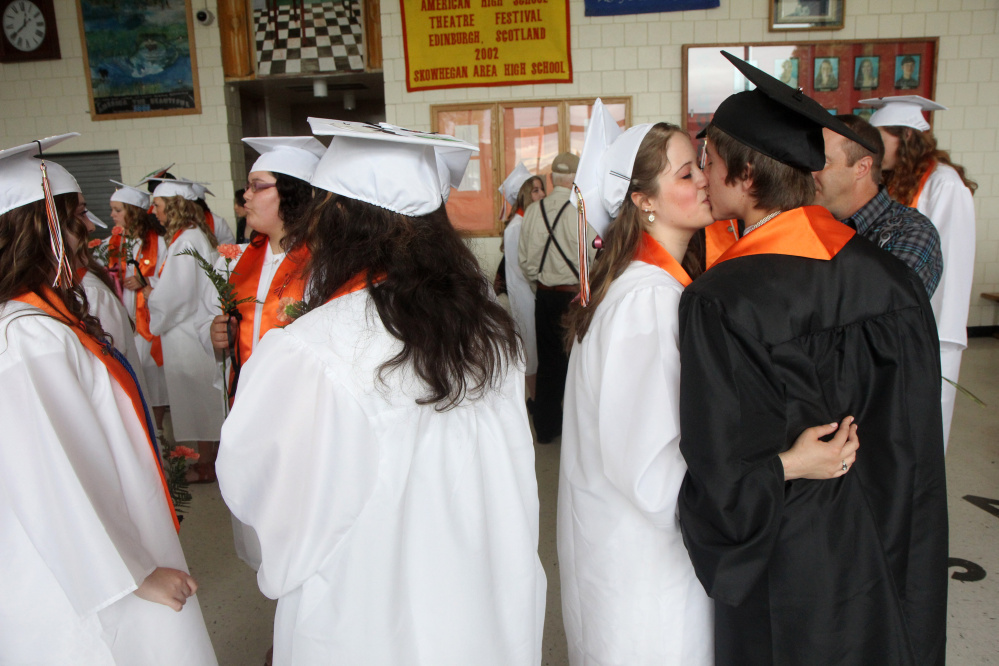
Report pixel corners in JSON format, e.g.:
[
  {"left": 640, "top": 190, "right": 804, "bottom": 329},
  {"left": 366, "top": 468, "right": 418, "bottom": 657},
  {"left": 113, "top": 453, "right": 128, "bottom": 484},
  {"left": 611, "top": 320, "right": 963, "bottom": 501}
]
[{"left": 676, "top": 291, "right": 788, "bottom": 606}]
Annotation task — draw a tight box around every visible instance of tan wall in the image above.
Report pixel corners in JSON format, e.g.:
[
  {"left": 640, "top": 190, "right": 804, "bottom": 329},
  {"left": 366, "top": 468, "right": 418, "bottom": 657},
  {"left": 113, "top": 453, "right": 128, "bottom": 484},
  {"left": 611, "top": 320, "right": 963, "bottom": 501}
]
[
  {"left": 0, "top": 0, "right": 244, "bottom": 229},
  {"left": 382, "top": 0, "right": 999, "bottom": 328}
]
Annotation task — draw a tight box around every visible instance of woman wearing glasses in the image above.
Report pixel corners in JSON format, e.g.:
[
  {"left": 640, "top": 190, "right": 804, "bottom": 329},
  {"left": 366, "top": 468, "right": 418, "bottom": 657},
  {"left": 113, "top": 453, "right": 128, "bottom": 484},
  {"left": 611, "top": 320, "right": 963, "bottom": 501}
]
[
  {"left": 144, "top": 178, "right": 225, "bottom": 483},
  {"left": 201, "top": 137, "right": 322, "bottom": 405}
]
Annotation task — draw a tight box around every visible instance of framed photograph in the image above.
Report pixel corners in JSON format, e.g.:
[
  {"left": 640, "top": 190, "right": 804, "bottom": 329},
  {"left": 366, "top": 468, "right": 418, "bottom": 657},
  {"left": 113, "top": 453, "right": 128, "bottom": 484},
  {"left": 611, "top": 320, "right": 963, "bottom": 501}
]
[
  {"left": 770, "top": 0, "right": 844, "bottom": 32},
  {"left": 76, "top": 0, "right": 201, "bottom": 121},
  {"left": 854, "top": 56, "right": 880, "bottom": 90},
  {"left": 814, "top": 57, "right": 839, "bottom": 91},
  {"left": 682, "top": 39, "right": 939, "bottom": 140},
  {"left": 775, "top": 57, "right": 799, "bottom": 88},
  {"left": 895, "top": 54, "right": 921, "bottom": 90}
]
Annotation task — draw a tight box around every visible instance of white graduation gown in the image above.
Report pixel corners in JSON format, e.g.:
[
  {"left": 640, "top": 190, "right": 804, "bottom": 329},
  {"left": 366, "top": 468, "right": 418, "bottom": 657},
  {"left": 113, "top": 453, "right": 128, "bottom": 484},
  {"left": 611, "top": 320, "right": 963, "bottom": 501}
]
[
  {"left": 917, "top": 164, "right": 976, "bottom": 449},
  {"left": 217, "top": 288, "right": 546, "bottom": 666},
  {"left": 81, "top": 270, "right": 150, "bottom": 404},
  {"left": 0, "top": 301, "right": 217, "bottom": 665},
  {"left": 148, "top": 228, "right": 225, "bottom": 442},
  {"left": 557, "top": 261, "right": 713, "bottom": 666},
  {"left": 504, "top": 215, "right": 538, "bottom": 375},
  {"left": 134, "top": 235, "right": 170, "bottom": 407}
]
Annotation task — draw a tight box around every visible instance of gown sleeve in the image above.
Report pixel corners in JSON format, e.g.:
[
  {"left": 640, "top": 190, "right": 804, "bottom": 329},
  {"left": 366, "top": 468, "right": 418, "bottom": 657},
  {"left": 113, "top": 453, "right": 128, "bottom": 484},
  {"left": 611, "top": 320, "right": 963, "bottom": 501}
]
[
  {"left": 676, "top": 291, "right": 787, "bottom": 606},
  {"left": 922, "top": 167, "right": 975, "bottom": 350},
  {"left": 216, "top": 327, "right": 381, "bottom": 600},
  {"left": 595, "top": 284, "right": 688, "bottom": 524}
]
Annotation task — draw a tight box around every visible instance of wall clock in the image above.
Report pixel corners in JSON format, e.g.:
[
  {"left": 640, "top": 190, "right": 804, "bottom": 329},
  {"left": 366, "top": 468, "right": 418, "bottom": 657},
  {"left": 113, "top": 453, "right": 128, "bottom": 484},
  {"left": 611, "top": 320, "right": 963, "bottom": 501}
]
[{"left": 0, "top": 0, "right": 61, "bottom": 63}]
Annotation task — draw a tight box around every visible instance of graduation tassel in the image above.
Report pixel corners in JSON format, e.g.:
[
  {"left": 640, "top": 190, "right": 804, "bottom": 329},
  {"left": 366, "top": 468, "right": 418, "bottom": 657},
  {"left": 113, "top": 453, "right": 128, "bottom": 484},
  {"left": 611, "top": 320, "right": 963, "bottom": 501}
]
[
  {"left": 39, "top": 153, "right": 74, "bottom": 289},
  {"left": 572, "top": 183, "right": 591, "bottom": 307}
]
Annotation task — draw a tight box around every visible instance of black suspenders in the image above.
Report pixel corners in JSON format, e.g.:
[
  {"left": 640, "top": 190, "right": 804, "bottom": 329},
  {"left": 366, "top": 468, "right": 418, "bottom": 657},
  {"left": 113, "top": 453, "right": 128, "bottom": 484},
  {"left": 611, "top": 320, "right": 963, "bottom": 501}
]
[{"left": 538, "top": 200, "right": 579, "bottom": 280}]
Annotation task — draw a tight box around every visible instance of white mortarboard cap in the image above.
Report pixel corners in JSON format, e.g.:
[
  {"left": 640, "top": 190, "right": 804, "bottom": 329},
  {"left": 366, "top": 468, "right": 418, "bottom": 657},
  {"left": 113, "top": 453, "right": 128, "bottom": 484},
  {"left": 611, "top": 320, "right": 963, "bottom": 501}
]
[
  {"left": 192, "top": 182, "right": 214, "bottom": 199},
  {"left": 150, "top": 177, "right": 207, "bottom": 201},
  {"left": 571, "top": 100, "right": 652, "bottom": 238},
  {"left": 0, "top": 133, "right": 82, "bottom": 217},
  {"left": 860, "top": 95, "right": 946, "bottom": 131},
  {"left": 110, "top": 180, "right": 151, "bottom": 210},
  {"left": 140, "top": 163, "right": 175, "bottom": 183},
  {"left": 87, "top": 212, "right": 107, "bottom": 229},
  {"left": 499, "top": 163, "right": 533, "bottom": 207},
  {"left": 307, "top": 118, "right": 478, "bottom": 216},
  {"left": 244, "top": 136, "right": 326, "bottom": 182}
]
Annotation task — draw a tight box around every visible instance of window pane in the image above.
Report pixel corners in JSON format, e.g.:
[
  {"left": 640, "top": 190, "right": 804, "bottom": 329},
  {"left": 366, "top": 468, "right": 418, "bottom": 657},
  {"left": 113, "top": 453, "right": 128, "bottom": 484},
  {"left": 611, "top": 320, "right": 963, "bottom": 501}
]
[
  {"left": 568, "top": 103, "right": 627, "bottom": 155},
  {"left": 503, "top": 104, "right": 559, "bottom": 182},
  {"left": 436, "top": 107, "right": 495, "bottom": 235}
]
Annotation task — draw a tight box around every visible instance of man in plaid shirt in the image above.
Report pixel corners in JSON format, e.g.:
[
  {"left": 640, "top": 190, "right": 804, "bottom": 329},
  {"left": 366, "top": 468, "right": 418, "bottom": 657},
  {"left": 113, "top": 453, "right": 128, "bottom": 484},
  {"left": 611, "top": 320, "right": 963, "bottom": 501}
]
[{"left": 813, "top": 114, "right": 942, "bottom": 296}]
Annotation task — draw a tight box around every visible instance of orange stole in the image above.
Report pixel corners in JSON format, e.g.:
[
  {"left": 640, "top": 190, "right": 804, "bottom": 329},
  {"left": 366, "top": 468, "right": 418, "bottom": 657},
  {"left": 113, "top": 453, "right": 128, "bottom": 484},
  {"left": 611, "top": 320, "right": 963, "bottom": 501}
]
[
  {"left": 12, "top": 288, "right": 179, "bottom": 532},
  {"left": 134, "top": 229, "right": 163, "bottom": 365},
  {"left": 228, "top": 240, "right": 310, "bottom": 383},
  {"left": 705, "top": 219, "right": 740, "bottom": 268},
  {"left": 205, "top": 210, "right": 216, "bottom": 235},
  {"left": 634, "top": 231, "right": 692, "bottom": 287},
  {"left": 713, "top": 206, "right": 855, "bottom": 266},
  {"left": 907, "top": 161, "right": 936, "bottom": 209}
]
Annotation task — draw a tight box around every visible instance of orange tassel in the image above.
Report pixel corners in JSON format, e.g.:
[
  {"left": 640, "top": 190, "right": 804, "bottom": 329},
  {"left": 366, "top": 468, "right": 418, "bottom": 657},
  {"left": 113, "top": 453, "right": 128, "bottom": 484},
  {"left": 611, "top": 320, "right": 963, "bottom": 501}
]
[
  {"left": 572, "top": 184, "right": 591, "bottom": 307},
  {"left": 39, "top": 157, "right": 73, "bottom": 289}
]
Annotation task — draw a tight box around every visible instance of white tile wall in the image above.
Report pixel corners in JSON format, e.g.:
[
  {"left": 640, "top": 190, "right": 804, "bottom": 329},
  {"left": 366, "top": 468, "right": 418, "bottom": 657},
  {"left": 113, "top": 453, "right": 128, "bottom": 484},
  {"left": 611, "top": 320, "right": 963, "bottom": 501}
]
[
  {"left": 0, "top": 0, "right": 238, "bottom": 231},
  {"left": 381, "top": 0, "right": 999, "bottom": 327},
  {"left": 3, "top": 2, "right": 996, "bottom": 325}
]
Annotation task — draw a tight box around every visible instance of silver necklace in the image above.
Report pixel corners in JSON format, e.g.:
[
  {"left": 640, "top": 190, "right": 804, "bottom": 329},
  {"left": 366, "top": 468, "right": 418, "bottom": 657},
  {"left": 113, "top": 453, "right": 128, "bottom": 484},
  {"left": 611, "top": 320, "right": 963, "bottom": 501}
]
[{"left": 742, "top": 209, "right": 784, "bottom": 236}]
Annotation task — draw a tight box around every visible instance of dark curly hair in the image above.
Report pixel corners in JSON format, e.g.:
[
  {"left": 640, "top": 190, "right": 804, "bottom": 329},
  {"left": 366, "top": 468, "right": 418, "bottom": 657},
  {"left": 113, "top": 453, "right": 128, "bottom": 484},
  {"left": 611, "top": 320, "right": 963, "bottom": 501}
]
[
  {"left": 273, "top": 172, "right": 315, "bottom": 252},
  {"left": 881, "top": 126, "right": 977, "bottom": 205},
  {"left": 304, "top": 194, "right": 520, "bottom": 411}
]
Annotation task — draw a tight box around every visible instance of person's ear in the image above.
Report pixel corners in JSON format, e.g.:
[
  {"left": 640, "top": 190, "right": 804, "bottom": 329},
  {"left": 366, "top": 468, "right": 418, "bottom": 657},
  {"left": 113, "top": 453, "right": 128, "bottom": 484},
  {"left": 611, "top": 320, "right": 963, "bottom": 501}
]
[
  {"left": 855, "top": 155, "right": 873, "bottom": 182},
  {"left": 631, "top": 190, "right": 651, "bottom": 213}
]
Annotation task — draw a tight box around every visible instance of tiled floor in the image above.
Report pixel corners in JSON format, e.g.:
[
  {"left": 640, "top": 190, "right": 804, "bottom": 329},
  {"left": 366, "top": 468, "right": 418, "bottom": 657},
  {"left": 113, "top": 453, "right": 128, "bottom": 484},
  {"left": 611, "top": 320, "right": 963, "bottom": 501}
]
[
  {"left": 255, "top": 0, "right": 364, "bottom": 76},
  {"left": 179, "top": 338, "right": 999, "bottom": 665}
]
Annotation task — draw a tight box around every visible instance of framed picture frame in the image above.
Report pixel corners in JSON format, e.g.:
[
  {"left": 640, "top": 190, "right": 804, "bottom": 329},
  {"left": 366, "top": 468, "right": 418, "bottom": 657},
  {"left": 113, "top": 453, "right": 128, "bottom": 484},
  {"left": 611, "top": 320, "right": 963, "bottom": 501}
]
[
  {"left": 769, "top": 0, "right": 844, "bottom": 32},
  {"left": 76, "top": 0, "right": 201, "bottom": 121},
  {"left": 814, "top": 56, "right": 839, "bottom": 91},
  {"left": 854, "top": 56, "right": 880, "bottom": 90},
  {"left": 682, "top": 38, "right": 938, "bottom": 140}
]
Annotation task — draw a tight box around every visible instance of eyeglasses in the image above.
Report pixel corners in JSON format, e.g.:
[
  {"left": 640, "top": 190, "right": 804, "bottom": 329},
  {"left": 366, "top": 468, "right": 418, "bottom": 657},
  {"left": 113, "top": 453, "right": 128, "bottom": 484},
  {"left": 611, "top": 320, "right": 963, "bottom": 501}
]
[{"left": 245, "top": 181, "right": 277, "bottom": 193}]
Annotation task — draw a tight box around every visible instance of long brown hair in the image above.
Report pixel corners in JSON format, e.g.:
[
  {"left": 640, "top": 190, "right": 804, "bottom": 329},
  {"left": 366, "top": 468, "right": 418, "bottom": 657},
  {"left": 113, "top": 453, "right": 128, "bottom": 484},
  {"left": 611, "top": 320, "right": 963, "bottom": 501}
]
[
  {"left": 161, "top": 196, "right": 217, "bottom": 247},
  {"left": 505, "top": 176, "right": 546, "bottom": 226},
  {"left": 120, "top": 201, "right": 165, "bottom": 238},
  {"left": 272, "top": 172, "right": 317, "bottom": 253},
  {"left": 564, "top": 123, "right": 692, "bottom": 346},
  {"left": 0, "top": 195, "right": 107, "bottom": 342},
  {"left": 304, "top": 194, "right": 520, "bottom": 411},
  {"left": 881, "top": 126, "right": 977, "bottom": 205}
]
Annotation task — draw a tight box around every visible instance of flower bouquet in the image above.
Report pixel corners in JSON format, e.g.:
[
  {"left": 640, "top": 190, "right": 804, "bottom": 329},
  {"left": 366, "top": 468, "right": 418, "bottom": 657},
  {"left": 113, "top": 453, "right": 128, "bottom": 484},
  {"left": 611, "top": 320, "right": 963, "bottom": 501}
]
[{"left": 163, "top": 443, "right": 199, "bottom": 517}]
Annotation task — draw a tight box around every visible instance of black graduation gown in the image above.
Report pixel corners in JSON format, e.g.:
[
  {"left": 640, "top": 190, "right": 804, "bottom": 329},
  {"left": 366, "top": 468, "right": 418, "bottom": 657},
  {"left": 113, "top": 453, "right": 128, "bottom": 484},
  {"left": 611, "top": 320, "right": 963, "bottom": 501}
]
[{"left": 677, "top": 210, "right": 948, "bottom": 666}]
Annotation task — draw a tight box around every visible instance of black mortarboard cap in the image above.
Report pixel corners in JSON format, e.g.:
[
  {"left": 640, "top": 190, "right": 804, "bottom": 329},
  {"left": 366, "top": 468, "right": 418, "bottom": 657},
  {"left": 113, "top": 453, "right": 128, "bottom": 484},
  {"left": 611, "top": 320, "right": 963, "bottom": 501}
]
[{"left": 697, "top": 51, "right": 879, "bottom": 172}]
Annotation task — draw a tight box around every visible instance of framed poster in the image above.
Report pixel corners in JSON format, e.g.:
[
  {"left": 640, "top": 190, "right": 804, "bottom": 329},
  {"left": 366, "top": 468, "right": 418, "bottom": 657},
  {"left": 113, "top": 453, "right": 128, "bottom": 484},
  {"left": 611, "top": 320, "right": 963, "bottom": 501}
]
[
  {"left": 769, "top": 0, "right": 844, "bottom": 32},
  {"left": 400, "top": 0, "right": 572, "bottom": 92},
  {"left": 682, "top": 38, "right": 938, "bottom": 140},
  {"left": 77, "top": 0, "right": 201, "bottom": 121}
]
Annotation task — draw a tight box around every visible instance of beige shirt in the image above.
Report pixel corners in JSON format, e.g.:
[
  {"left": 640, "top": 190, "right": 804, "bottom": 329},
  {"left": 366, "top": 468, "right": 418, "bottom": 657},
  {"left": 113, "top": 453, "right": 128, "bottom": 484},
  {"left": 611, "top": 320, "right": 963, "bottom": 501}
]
[{"left": 518, "top": 186, "right": 597, "bottom": 288}]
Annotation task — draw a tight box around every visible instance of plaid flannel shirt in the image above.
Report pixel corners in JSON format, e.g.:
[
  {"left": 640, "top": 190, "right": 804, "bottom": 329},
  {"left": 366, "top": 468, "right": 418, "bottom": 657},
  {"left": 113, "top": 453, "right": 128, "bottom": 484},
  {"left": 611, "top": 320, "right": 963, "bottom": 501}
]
[{"left": 844, "top": 187, "right": 943, "bottom": 297}]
